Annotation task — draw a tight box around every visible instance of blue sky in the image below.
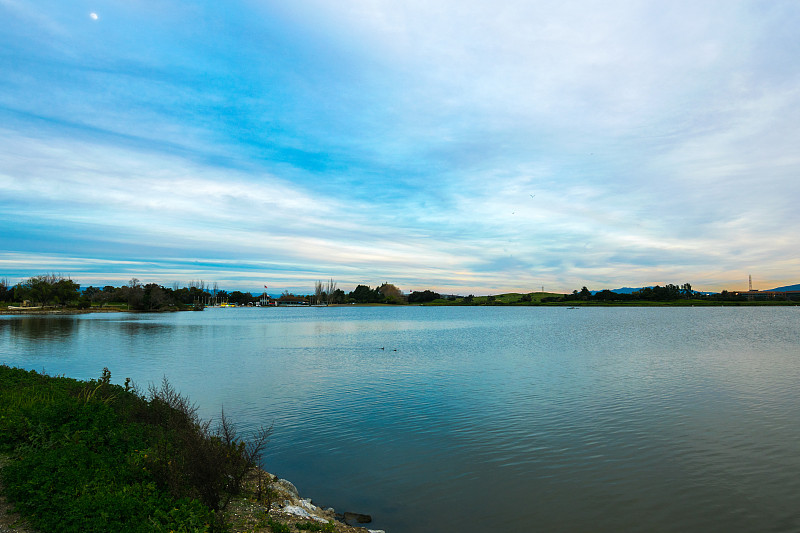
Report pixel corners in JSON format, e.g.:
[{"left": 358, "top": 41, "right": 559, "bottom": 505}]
[{"left": 1, "top": 0, "right": 799, "bottom": 294}]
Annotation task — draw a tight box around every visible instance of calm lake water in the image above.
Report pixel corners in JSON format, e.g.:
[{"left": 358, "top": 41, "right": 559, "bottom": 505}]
[{"left": 2, "top": 306, "right": 799, "bottom": 532}]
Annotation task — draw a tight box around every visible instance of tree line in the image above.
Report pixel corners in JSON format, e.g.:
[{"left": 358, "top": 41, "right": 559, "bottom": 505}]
[
  {"left": 4, "top": 275, "right": 790, "bottom": 310},
  {"left": 0, "top": 275, "right": 436, "bottom": 310},
  {"left": 307, "top": 282, "right": 450, "bottom": 304},
  {"left": 1, "top": 274, "right": 81, "bottom": 308},
  {"left": 0, "top": 275, "right": 260, "bottom": 311},
  {"left": 288, "top": 282, "right": 411, "bottom": 305},
  {"left": 0, "top": 275, "right": 430, "bottom": 310},
  {"left": 553, "top": 283, "right": 797, "bottom": 303},
  {"left": 561, "top": 283, "right": 696, "bottom": 302}
]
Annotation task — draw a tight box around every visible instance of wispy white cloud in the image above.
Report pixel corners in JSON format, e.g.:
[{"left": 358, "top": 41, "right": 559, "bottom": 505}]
[
  {"left": 0, "top": 0, "right": 69, "bottom": 38},
  {"left": 1, "top": 0, "right": 799, "bottom": 293}
]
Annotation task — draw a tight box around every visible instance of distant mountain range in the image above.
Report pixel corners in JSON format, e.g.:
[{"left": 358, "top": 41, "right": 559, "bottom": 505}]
[
  {"left": 598, "top": 284, "right": 800, "bottom": 294},
  {"left": 765, "top": 284, "right": 800, "bottom": 292},
  {"left": 606, "top": 287, "right": 643, "bottom": 294},
  {"left": 601, "top": 287, "right": 714, "bottom": 295}
]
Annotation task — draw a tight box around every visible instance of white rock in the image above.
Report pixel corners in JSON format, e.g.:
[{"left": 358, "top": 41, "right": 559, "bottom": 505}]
[
  {"left": 282, "top": 504, "right": 312, "bottom": 518},
  {"left": 281, "top": 503, "right": 329, "bottom": 523},
  {"left": 273, "top": 478, "right": 300, "bottom": 499},
  {"left": 299, "top": 498, "right": 318, "bottom": 511}
]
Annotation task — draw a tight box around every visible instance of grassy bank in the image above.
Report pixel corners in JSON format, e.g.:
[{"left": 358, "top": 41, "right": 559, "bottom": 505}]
[
  {"left": 414, "top": 291, "right": 798, "bottom": 306},
  {"left": 0, "top": 366, "right": 272, "bottom": 532}
]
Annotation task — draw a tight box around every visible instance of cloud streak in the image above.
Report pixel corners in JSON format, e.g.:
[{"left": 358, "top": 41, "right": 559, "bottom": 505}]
[{"left": 1, "top": 0, "right": 799, "bottom": 293}]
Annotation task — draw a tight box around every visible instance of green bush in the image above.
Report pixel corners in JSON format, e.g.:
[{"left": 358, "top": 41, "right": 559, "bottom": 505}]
[
  {"left": 0, "top": 365, "right": 270, "bottom": 532},
  {"left": 262, "top": 517, "right": 291, "bottom": 532}
]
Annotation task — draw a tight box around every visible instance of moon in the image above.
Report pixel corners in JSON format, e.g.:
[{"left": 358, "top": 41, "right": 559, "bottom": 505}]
[{"left": 90, "top": 12, "right": 98, "bottom": 20}]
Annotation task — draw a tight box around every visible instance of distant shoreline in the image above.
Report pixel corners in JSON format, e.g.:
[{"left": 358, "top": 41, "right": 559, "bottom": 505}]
[
  {"left": 3, "top": 300, "right": 797, "bottom": 316},
  {"left": 0, "top": 307, "right": 196, "bottom": 316},
  {"left": 0, "top": 307, "right": 125, "bottom": 316}
]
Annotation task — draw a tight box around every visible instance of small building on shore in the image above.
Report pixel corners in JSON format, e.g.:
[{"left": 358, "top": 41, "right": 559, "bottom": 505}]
[
  {"left": 732, "top": 290, "right": 800, "bottom": 300},
  {"left": 276, "top": 295, "right": 309, "bottom": 306}
]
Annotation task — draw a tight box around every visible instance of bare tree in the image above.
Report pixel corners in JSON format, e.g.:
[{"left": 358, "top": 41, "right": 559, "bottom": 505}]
[
  {"left": 189, "top": 280, "right": 207, "bottom": 292},
  {"left": 0, "top": 277, "right": 10, "bottom": 303},
  {"left": 325, "top": 278, "right": 337, "bottom": 305},
  {"left": 188, "top": 280, "right": 209, "bottom": 305},
  {"left": 314, "top": 280, "right": 324, "bottom": 305}
]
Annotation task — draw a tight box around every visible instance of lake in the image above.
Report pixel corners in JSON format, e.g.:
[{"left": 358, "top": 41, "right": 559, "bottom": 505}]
[{"left": 1, "top": 306, "right": 799, "bottom": 532}]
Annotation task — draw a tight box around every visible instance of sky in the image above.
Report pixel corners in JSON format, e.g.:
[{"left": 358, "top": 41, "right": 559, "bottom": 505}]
[{"left": 1, "top": 0, "right": 799, "bottom": 295}]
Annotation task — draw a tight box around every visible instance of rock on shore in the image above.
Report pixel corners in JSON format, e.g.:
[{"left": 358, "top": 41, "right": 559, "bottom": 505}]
[{"left": 227, "top": 469, "right": 385, "bottom": 533}]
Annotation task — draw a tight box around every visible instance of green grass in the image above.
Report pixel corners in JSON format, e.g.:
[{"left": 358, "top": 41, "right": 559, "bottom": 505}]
[
  {"left": 428, "top": 292, "right": 564, "bottom": 305},
  {"left": 260, "top": 516, "right": 291, "bottom": 532},
  {"left": 427, "top": 294, "right": 798, "bottom": 307},
  {"left": 0, "top": 365, "right": 268, "bottom": 532},
  {"left": 556, "top": 299, "right": 798, "bottom": 307}
]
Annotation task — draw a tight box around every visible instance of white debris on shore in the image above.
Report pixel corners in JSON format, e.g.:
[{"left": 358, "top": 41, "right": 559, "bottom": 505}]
[
  {"left": 268, "top": 477, "right": 385, "bottom": 533},
  {"left": 281, "top": 499, "right": 328, "bottom": 522}
]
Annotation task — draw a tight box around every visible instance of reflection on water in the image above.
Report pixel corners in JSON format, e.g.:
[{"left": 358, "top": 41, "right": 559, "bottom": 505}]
[
  {"left": 1, "top": 306, "right": 799, "bottom": 532},
  {"left": 0, "top": 316, "right": 78, "bottom": 341}
]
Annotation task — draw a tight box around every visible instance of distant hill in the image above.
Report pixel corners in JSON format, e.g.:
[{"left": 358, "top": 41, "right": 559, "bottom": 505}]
[
  {"left": 607, "top": 287, "right": 645, "bottom": 294},
  {"left": 597, "top": 286, "right": 714, "bottom": 296},
  {"left": 765, "top": 284, "right": 800, "bottom": 292},
  {"left": 587, "top": 284, "right": 800, "bottom": 296},
  {"left": 590, "top": 287, "right": 649, "bottom": 294}
]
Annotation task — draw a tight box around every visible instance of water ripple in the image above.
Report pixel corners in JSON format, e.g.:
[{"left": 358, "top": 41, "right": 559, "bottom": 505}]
[{"left": 2, "top": 306, "right": 800, "bottom": 532}]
